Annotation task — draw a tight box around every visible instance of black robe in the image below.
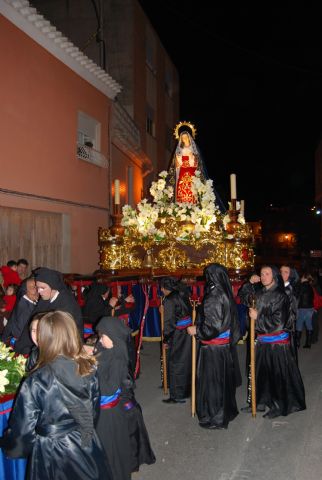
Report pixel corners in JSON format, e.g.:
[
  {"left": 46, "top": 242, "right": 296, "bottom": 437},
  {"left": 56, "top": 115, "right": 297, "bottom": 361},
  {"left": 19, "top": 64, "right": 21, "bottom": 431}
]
[
  {"left": 95, "top": 320, "right": 132, "bottom": 480},
  {"left": 239, "top": 280, "right": 306, "bottom": 416},
  {"left": 15, "top": 290, "right": 84, "bottom": 354},
  {"left": 82, "top": 283, "right": 135, "bottom": 327},
  {"left": 163, "top": 289, "right": 192, "bottom": 400},
  {"left": 195, "top": 264, "right": 240, "bottom": 429},
  {"left": 2, "top": 295, "right": 37, "bottom": 344},
  {"left": 33, "top": 291, "right": 83, "bottom": 334},
  {"left": 0, "top": 357, "right": 111, "bottom": 480},
  {"left": 121, "top": 374, "right": 156, "bottom": 472},
  {"left": 82, "top": 283, "right": 111, "bottom": 325}
]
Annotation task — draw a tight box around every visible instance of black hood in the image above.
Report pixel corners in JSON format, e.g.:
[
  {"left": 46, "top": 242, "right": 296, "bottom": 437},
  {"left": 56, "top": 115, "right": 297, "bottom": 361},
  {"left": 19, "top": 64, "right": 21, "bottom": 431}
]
[
  {"left": 160, "top": 277, "right": 189, "bottom": 296},
  {"left": 96, "top": 316, "right": 130, "bottom": 342},
  {"left": 33, "top": 267, "right": 66, "bottom": 291}
]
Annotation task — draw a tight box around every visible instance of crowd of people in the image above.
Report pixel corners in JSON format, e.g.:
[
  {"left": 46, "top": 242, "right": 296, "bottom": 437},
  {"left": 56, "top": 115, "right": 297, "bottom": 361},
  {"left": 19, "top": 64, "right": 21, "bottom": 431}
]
[
  {"left": 0, "top": 257, "right": 321, "bottom": 477},
  {"left": 0, "top": 261, "right": 155, "bottom": 479}
]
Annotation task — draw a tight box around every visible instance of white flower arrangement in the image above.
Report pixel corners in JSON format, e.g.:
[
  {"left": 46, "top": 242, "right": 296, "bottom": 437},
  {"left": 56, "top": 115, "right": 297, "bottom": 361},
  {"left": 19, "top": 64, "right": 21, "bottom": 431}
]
[
  {"left": 122, "top": 170, "right": 222, "bottom": 238},
  {"left": 0, "top": 342, "right": 26, "bottom": 394}
]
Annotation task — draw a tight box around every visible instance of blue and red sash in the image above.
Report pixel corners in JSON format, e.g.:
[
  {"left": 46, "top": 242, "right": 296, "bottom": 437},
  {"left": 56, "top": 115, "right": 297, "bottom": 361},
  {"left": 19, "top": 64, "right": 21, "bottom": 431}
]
[
  {"left": 201, "top": 329, "right": 230, "bottom": 345},
  {"left": 83, "top": 324, "right": 94, "bottom": 339},
  {"left": 257, "top": 330, "right": 290, "bottom": 344},
  {"left": 176, "top": 316, "right": 192, "bottom": 330},
  {"left": 100, "top": 388, "right": 121, "bottom": 409}
]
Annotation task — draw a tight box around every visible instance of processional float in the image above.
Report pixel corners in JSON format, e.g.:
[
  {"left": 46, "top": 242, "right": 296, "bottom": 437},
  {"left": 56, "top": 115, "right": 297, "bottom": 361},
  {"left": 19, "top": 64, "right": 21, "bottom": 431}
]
[
  {"left": 97, "top": 121, "right": 256, "bottom": 413},
  {"left": 98, "top": 122, "right": 254, "bottom": 278}
]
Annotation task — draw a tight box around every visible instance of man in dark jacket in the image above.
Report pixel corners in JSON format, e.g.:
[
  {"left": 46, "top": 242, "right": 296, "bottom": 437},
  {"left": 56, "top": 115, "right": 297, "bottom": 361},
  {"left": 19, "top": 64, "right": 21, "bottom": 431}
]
[
  {"left": 2, "top": 276, "right": 38, "bottom": 346},
  {"left": 296, "top": 272, "right": 315, "bottom": 348}
]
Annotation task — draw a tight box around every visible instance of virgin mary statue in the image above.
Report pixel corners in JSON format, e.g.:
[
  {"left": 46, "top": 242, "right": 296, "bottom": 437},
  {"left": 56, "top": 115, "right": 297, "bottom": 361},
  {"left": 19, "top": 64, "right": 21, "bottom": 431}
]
[{"left": 166, "top": 121, "right": 225, "bottom": 210}]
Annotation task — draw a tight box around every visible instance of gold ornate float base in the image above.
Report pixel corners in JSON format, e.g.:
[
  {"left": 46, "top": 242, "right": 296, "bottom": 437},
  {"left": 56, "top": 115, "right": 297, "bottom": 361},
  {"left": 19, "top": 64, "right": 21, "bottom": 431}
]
[{"left": 98, "top": 219, "right": 254, "bottom": 277}]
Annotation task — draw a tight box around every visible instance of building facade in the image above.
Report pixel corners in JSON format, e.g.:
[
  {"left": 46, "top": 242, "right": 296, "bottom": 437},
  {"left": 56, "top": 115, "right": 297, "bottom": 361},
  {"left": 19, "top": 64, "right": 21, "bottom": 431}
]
[
  {"left": 0, "top": 0, "right": 120, "bottom": 273},
  {"left": 30, "top": 0, "right": 180, "bottom": 196},
  {"left": 0, "top": 0, "right": 180, "bottom": 274}
]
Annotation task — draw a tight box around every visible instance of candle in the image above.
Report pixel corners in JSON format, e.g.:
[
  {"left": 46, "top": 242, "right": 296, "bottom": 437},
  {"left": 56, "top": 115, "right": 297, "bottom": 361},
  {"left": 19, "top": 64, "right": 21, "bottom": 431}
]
[
  {"left": 114, "top": 179, "right": 120, "bottom": 205},
  {"left": 230, "top": 173, "right": 237, "bottom": 200},
  {"left": 240, "top": 199, "right": 245, "bottom": 216}
]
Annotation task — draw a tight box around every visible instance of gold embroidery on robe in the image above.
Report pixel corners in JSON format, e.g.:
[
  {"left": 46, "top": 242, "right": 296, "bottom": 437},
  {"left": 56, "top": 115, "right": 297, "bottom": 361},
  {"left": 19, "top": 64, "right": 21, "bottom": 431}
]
[{"left": 177, "top": 172, "right": 196, "bottom": 203}]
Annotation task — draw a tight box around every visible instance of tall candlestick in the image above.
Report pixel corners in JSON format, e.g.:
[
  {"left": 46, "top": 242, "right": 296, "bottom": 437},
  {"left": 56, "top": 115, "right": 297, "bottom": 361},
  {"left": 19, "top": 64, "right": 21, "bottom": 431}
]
[
  {"left": 114, "top": 179, "right": 120, "bottom": 205},
  {"left": 230, "top": 173, "right": 237, "bottom": 200},
  {"left": 240, "top": 199, "right": 245, "bottom": 216}
]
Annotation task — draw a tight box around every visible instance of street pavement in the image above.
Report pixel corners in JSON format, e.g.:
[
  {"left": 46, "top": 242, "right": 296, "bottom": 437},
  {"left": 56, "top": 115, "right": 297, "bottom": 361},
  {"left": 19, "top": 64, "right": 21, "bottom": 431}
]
[{"left": 133, "top": 336, "right": 322, "bottom": 480}]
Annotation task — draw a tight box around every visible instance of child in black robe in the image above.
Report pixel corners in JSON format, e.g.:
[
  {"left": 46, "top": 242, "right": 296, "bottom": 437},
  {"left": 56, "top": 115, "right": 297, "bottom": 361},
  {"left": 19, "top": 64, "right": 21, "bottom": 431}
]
[{"left": 95, "top": 316, "right": 156, "bottom": 477}]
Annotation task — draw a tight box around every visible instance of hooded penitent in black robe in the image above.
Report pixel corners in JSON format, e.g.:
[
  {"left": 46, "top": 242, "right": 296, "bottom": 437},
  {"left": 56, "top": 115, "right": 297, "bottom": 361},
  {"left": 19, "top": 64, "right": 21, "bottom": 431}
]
[
  {"left": 33, "top": 268, "right": 83, "bottom": 333},
  {"left": 15, "top": 268, "right": 84, "bottom": 354},
  {"left": 82, "top": 283, "right": 111, "bottom": 326},
  {"left": 238, "top": 266, "right": 306, "bottom": 418},
  {"left": 0, "top": 356, "right": 112, "bottom": 480},
  {"left": 95, "top": 317, "right": 132, "bottom": 480},
  {"left": 195, "top": 264, "right": 241, "bottom": 429},
  {"left": 161, "top": 277, "right": 193, "bottom": 401}
]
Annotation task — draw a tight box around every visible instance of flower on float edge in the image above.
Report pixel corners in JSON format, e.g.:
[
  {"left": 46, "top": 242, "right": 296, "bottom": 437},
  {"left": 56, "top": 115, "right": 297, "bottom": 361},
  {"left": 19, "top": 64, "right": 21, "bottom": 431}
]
[
  {"left": 0, "top": 369, "right": 9, "bottom": 393},
  {"left": 0, "top": 342, "right": 27, "bottom": 393}
]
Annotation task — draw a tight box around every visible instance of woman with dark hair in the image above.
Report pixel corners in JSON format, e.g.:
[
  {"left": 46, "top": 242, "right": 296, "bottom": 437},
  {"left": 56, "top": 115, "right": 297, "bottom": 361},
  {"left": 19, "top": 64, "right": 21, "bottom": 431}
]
[
  {"left": 187, "top": 263, "right": 241, "bottom": 429},
  {"left": 239, "top": 265, "right": 306, "bottom": 418},
  {"left": 0, "top": 310, "right": 112, "bottom": 479},
  {"left": 160, "top": 276, "right": 192, "bottom": 403}
]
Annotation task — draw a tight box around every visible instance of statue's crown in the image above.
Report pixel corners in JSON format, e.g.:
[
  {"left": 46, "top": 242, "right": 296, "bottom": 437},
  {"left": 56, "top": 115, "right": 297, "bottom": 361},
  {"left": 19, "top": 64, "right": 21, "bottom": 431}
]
[{"left": 174, "top": 121, "right": 197, "bottom": 140}]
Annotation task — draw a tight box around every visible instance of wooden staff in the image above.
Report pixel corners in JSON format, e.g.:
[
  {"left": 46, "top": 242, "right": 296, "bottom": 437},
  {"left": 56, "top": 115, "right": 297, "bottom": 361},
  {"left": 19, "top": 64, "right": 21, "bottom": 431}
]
[
  {"left": 191, "top": 299, "right": 198, "bottom": 417},
  {"left": 160, "top": 296, "right": 168, "bottom": 395},
  {"left": 249, "top": 296, "right": 256, "bottom": 418}
]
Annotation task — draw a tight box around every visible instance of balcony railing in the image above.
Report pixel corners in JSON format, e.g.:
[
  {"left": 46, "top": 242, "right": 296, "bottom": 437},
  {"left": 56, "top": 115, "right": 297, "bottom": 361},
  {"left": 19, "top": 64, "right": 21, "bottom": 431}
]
[{"left": 76, "top": 143, "right": 108, "bottom": 168}]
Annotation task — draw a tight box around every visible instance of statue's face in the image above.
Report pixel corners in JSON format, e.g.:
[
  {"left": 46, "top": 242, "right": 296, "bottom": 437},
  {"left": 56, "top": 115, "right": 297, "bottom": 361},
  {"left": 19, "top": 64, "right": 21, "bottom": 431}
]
[{"left": 181, "top": 133, "right": 190, "bottom": 147}]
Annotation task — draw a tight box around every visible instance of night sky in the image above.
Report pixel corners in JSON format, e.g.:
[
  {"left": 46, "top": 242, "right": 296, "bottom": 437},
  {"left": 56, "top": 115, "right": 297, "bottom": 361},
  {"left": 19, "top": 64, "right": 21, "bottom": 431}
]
[{"left": 138, "top": 2, "right": 322, "bottom": 220}]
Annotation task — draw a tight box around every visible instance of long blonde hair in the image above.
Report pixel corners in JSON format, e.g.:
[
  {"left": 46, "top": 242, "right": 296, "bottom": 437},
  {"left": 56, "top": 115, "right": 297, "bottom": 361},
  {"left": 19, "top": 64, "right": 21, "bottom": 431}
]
[{"left": 36, "top": 310, "right": 96, "bottom": 376}]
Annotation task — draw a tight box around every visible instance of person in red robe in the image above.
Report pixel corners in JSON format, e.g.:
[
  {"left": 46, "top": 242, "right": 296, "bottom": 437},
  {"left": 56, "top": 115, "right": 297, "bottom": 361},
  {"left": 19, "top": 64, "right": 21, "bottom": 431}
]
[{"left": 0, "top": 261, "right": 22, "bottom": 289}]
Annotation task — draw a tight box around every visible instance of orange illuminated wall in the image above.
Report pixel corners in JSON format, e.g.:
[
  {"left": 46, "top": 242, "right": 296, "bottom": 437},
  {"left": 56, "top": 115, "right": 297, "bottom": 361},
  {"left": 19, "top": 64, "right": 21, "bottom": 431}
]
[
  {"left": 111, "top": 143, "right": 143, "bottom": 207},
  {"left": 0, "top": 14, "right": 112, "bottom": 273}
]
